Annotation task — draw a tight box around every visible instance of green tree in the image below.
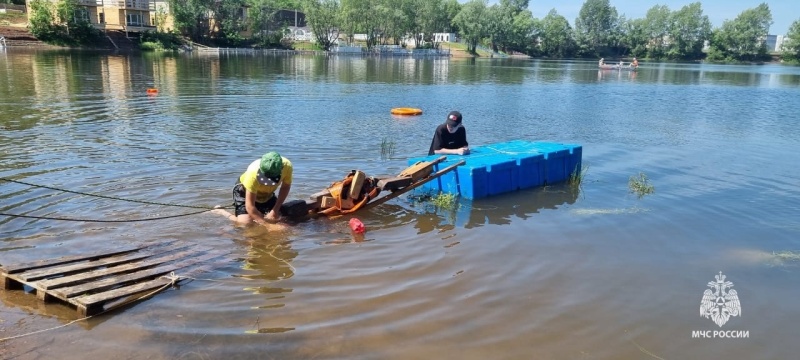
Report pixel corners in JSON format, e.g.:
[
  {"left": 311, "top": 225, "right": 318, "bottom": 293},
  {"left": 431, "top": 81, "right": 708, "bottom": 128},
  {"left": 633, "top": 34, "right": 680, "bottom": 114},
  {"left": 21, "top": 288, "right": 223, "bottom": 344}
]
[
  {"left": 453, "top": 0, "right": 488, "bottom": 54},
  {"left": 485, "top": 0, "right": 531, "bottom": 53},
  {"left": 301, "top": 0, "right": 341, "bottom": 51},
  {"left": 27, "top": 0, "right": 100, "bottom": 45},
  {"left": 508, "top": 9, "right": 536, "bottom": 54},
  {"left": 154, "top": 4, "right": 169, "bottom": 33},
  {"left": 212, "top": 0, "right": 247, "bottom": 46},
  {"left": 341, "top": 0, "right": 382, "bottom": 49},
  {"left": 441, "top": 0, "right": 461, "bottom": 33},
  {"left": 782, "top": 19, "right": 800, "bottom": 62},
  {"left": 28, "top": 0, "right": 58, "bottom": 41},
  {"left": 248, "top": 0, "right": 284, "bottom": 47},
  {"left": 642, "top": 5, "right": 671, "bottom": 58},
  {"left": 168, "top": 0, "right": 213, "bottom": 42},
  {"left": 418, "top": 0, "right": 450, "bottom": 48},
  {"left": 485, "top": 4, "right": 511, "bottom": 52},
  {"left": 707, "top": 3, "right": 773, "bottom": 61},
  {"left": 623, "top": 18, "right": 648, "bottom": 58},
  {"left": 539, "top": 9, "right": 575, "bottom": 58},
  {"left": 384, "top": 0, "right": 412, "bottom": 46},
  {"left": 574, "top": 0, "right": 620, "bottom": 57},
  {"left": 667, "top": 2, "right": 711, "bottom": 60}
]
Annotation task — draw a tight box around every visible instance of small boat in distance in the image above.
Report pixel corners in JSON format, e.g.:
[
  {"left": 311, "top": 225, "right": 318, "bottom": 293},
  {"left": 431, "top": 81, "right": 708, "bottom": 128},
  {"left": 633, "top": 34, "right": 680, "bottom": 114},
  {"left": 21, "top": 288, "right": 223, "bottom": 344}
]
[
  {"left": 599, "top": 63, "right": 638, "bottom": 71},
  {"left": 598, "top": 57, "right": 639, "bottom": 71}
]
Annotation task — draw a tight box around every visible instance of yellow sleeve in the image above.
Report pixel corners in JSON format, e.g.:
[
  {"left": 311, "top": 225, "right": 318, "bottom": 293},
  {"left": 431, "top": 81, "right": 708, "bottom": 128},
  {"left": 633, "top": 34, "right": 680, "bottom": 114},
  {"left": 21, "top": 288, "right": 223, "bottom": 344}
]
[{"left": 281, "top": 157, "right": 293, "bottom": 185}]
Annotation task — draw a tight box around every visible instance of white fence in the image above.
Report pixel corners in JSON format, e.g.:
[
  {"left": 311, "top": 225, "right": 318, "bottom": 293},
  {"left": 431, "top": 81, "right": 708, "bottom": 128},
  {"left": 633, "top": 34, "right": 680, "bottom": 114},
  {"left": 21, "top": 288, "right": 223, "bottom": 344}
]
[{"left": 333, "top": 44, "right": 450, "bottom": 57}]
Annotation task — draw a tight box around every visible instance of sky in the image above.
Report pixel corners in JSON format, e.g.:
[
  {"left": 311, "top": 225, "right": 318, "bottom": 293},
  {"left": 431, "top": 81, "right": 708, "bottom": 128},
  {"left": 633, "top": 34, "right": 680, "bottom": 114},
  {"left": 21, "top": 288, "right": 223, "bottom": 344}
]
[{"left": 466, "top": 0, "right": 797, "bottom": 35}]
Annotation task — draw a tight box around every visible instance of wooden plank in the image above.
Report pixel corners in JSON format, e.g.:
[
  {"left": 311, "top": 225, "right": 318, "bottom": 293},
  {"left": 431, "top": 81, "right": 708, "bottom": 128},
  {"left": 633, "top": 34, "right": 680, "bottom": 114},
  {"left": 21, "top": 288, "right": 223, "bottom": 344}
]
[
  {"left": 397, "top": 156, "right": 447, "bottom": 182},
  {"left": 74, "top": 277, "right": 173, "bottom": 316},
  {"left": 377, "top": 176, "right": 413, "bottom": 192},
  {"left": 71, "top": 251, "right": 226, "bottom": 312},
  {"left": 18, "top": 241, "right": 184, "bottom": 282},
  {"left": 309, "top": 189, "right": 331, "bottom": 202},
  {"left": 51, "top": 246, "right": 212, "bottom": 299},
  {"left": 305, "top": 198, "right": 321, "bottom": 211},
  {"left": 0, "top": 244, "right": 146, "bottom": 274},
  {"left": 348, "top": 170, "right": 366, "bottom": 199},
  {"left": 363, "top": 160, "right": 465, "bottom": 212},
  {"left": 35, "top": 243, "right": 200, "bottom": 291},
  {"left": 321, "top": 196, "right": 336, "bottom": 208},
  {"left": 1, "top": 273, "right": 23, "bottom": 290},
  {"left": 398, "top": 161, "right": 434, "bottom": 181}
]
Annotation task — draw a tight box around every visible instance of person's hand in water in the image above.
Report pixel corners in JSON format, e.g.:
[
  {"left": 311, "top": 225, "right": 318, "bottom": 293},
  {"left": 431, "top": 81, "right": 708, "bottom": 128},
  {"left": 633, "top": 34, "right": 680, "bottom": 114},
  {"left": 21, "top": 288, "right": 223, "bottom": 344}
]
[{"left": 265, "top": 209, "right": 282, "bottom": 222}]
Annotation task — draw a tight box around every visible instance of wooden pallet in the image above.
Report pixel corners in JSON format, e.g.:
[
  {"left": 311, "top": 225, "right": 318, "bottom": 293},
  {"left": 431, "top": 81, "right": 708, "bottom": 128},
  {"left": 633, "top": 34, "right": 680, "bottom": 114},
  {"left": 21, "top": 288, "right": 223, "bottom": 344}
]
[{"left": 0, "top": 241, "right": 229, "bottom": 316}]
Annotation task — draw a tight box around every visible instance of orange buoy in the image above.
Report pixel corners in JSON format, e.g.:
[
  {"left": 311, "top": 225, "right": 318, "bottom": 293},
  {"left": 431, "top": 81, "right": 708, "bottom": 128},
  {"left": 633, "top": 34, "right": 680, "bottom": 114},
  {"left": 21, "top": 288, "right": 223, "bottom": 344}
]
[
  {"left": 391, "top": 107, "right": 422, "bottom": 116},
  {"left": 146, "top": 88, "right": 159, "bottom": 94}
]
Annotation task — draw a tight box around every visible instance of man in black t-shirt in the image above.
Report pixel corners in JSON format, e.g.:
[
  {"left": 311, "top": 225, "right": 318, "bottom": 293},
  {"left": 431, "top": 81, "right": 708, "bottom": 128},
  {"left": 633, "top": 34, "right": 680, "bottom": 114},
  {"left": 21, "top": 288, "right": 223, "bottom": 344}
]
[{"left": 428, "top": 111, "right": 469, "bottom": 155}]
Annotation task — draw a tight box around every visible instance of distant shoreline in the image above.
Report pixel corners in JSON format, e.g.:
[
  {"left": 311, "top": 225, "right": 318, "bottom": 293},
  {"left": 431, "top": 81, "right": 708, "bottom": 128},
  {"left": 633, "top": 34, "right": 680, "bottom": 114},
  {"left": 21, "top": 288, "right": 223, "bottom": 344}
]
[{"left": 1, "top": 25, "right": 790, "bottom": 64}]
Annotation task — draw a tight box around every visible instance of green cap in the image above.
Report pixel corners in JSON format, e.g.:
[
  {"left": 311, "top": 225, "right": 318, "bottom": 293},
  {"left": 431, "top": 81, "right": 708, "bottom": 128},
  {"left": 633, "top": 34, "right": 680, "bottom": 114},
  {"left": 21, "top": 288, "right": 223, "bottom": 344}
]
[{"left": 257, "top": 152, "right": 283, "bottom": 186}]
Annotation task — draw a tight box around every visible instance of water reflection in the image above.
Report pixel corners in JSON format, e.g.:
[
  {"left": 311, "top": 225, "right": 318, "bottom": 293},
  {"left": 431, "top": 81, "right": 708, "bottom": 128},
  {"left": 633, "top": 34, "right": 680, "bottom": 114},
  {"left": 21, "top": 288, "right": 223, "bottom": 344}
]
[
  {"left": 405, "top": 184, "right": 579, "bottom": 233},
  {"left": 1, "top": 50, "right": 800, "bottom": 359},
  {"left": 233, "top": 227, "right": 297, "bottom": 325}
]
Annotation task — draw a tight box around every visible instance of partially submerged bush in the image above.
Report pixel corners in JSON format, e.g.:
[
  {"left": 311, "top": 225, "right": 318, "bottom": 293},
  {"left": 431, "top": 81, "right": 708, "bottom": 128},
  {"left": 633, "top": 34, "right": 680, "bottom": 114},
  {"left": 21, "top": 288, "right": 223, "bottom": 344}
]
[
  {"left": 140, "top": 30, "right": 185, "bottom": 51},
  {"left": 628, "top": 172, "right": 655, "bottom": 198}
]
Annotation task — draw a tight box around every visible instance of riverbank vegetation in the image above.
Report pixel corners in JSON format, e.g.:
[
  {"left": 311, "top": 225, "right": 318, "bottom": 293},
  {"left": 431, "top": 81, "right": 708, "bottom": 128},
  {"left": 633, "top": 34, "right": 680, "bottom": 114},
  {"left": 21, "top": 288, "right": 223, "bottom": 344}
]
[
  {"left": 298, "top": 0, "right": 797, "bottom": 62},
  {"left": 27, "top": 0, "right": 104, "bottom": 46},
  {"left": 781, "top": 20, "right": 800, "bottom": 64},
  {"left": 139, "top": 31, "right": 185, "bottom": 51},
  {"left": 18, "top": 0, "right": 800, "bottom": 63}
]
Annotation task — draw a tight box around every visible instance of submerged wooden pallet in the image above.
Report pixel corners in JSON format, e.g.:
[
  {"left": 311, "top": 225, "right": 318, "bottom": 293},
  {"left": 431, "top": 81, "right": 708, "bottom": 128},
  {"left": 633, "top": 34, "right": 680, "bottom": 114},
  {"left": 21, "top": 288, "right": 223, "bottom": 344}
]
[{"left": 0, "top": 241, "right": 229, "bottom": 316}]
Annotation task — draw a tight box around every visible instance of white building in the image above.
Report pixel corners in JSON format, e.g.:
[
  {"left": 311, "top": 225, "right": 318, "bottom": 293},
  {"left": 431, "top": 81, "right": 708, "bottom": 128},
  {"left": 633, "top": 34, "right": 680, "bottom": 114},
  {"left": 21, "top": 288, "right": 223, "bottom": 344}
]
[
  {"left": 433, "top": 33, "right": 457, "bottom": 43},
  {"left": 776, "top": 35, "right": 787, "bottom": 51}
]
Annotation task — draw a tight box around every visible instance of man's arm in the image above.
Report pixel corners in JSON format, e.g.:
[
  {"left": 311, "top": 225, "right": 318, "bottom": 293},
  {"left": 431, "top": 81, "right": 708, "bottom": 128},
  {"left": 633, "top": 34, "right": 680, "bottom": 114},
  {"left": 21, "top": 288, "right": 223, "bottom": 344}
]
[
  {"left": 245, "top": 190, "right": 268, "bottom": 225},
  {"left": 434, "top": 129, "right": 469, "bottom": 155},
  {"left": 429, "top": 129, "right": 443, "bottom": 155},
  {"left": 267, "top": 182, "right": 291, "bottom": 221},
  {"left": 434, "top": 147, "right": 467, "bottom": 155}
]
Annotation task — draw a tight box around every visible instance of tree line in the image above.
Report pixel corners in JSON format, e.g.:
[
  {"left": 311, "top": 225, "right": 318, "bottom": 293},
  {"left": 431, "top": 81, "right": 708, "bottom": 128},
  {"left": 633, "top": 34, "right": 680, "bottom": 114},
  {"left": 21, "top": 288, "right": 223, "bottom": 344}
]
[
  {"left": 169, "top": 0, "right": 799, "bottom": 62},
  {"left": 21, "top": 0, "right": 800, "bottom": 63}
]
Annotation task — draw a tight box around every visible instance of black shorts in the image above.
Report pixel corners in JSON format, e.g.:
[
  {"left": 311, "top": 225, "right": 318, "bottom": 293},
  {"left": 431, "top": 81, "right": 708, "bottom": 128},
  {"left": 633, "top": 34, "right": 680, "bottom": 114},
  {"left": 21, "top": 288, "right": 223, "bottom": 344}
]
[{"left": 233, "top": 182, "right": 276, "bottom": 217}]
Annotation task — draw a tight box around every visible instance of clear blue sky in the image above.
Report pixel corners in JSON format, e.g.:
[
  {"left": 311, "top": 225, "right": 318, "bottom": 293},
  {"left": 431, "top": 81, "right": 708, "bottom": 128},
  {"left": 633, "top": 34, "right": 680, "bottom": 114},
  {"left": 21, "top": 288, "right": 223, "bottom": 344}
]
[{"left": 466, "top": 0, "right": 796, "bottom": 35}]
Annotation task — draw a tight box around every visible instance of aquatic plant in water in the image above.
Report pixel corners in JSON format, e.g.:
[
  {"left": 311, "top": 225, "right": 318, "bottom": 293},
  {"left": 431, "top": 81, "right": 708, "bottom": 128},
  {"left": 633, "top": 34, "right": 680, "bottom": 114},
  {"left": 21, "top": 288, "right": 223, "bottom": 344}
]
[
  {"left": 568, "top": 164, "right": 588, "bottom": 189},
  {"left": 380, "top": 137, "right": 396, "bottom": 160},
  {"left": 772, "top": 250, "right": 800, "bottom": 262},
  {"left": 408, "top": 192, "right": 458, "bottom": 210},
  {"left": 628, "top": 172, "right": 654, "bottom": 198},
  {"left": 431, "top": 192, "right": 458, "bottom": 210}
]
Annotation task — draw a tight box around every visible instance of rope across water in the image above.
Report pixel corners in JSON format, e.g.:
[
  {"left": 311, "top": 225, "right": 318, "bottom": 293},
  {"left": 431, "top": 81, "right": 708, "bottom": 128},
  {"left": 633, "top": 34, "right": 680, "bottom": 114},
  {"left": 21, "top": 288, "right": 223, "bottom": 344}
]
[{"left": 0, "top": 177, "right": 231, "bottom": 223}]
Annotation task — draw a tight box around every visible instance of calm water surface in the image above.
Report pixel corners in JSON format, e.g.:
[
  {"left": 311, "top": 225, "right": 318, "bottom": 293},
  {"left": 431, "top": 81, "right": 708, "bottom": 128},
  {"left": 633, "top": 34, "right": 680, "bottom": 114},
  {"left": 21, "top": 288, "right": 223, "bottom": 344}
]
[{"left": 1, "top": 49, "right": 800, "bottom": 359}]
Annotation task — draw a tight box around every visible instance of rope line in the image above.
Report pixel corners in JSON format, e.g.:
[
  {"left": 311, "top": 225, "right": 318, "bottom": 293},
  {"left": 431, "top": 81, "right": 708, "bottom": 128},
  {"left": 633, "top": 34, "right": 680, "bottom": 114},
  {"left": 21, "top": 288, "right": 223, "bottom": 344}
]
[
  {"left": 267, "top": 244, "right": 296, "bottom": 274},
  {"left": 481, "top": 146, "right": 541, "bottom": 156},
  {"left": 0, "top": 209, "right": 211, "bottom": 223},
  {"left": 0, "top": 272, "right": 187, "bottom": 342},
  {"left": 0, "top": 177, "right": 230, "bottom": 210}
]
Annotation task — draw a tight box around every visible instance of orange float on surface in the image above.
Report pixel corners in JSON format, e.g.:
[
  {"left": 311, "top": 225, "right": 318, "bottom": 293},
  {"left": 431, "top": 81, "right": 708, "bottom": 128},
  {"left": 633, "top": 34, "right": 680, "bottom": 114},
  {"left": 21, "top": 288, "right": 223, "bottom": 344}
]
[
  {"left": 391, "top": 107, "right": 422, "bottom": 116},
  {"left": 146, "top": 88, "right": 159, "bottom": 94}
]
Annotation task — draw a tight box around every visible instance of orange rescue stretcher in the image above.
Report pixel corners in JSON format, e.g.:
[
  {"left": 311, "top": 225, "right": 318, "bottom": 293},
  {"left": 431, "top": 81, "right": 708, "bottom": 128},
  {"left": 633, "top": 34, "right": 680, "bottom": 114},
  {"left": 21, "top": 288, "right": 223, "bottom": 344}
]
[{"left": 278, "top": 156, "right": 464, "bottom": 219}]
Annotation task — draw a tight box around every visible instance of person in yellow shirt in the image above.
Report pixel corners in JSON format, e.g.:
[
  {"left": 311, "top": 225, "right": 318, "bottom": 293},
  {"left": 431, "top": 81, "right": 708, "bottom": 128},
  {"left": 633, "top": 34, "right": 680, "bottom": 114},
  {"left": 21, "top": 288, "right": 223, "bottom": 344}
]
[{"left": 212, "top": 151, "right": 293, "bottom": 226}]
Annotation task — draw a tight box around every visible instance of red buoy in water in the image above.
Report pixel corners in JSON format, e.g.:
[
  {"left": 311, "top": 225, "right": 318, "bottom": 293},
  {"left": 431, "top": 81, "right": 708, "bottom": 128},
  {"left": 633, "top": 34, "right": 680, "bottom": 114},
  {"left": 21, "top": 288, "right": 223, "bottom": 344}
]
[{"left": 349, "top": 218, "right": 365, "bottom": 234}]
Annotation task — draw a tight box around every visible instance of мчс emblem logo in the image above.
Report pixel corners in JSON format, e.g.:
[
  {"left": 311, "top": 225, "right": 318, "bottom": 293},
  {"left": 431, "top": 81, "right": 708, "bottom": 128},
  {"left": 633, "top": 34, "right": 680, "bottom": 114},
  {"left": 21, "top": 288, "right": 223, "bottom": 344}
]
[{"left": 700, "top": 272, "right": 741, "bottom": 327}]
